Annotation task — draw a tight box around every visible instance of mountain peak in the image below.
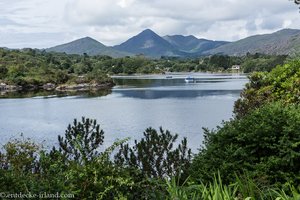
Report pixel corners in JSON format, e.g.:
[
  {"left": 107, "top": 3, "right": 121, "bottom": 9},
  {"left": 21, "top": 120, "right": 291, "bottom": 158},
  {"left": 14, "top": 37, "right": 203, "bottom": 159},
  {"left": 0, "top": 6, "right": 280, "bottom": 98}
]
[
  {"left": 77, "top": 36, "right": 100, "bottom": 43},
  {"left": 82, "top": 36, "right": 94, "bottom": 40},
  {"left": 113, "top": 29, "right": 177, "bottom": 57},
  {"left": 141, "top": 29, "right": 156, "bottom": 34},
  {"left": 138, "top": 29, "right": 160, "bottom": 38},
  {"left": 64, "top": 36, "right": 102, "bottom": 45}
]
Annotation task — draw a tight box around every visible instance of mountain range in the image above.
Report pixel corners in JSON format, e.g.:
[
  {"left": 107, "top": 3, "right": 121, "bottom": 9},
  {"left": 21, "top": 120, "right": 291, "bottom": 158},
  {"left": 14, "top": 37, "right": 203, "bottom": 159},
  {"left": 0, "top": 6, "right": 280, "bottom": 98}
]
[{"left": 46, "top": 28, "right": 300, "bottom": 58}]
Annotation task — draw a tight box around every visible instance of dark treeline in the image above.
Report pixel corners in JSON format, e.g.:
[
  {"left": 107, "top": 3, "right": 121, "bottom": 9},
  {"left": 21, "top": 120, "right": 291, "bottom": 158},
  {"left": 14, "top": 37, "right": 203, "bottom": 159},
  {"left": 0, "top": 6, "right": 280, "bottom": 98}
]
[
  {"left": 0, "top": 59, "right": 300, "bottom": 199},
  {"left": 0, "top": 48, "right": 287, "bottom": 89}
]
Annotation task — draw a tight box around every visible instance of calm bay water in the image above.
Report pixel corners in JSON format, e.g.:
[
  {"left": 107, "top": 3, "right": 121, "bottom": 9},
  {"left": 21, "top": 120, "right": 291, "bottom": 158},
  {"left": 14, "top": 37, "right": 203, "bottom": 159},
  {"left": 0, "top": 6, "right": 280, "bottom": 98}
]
[{"left": 0, "top": 73, "right": 248, "bottom": 151}]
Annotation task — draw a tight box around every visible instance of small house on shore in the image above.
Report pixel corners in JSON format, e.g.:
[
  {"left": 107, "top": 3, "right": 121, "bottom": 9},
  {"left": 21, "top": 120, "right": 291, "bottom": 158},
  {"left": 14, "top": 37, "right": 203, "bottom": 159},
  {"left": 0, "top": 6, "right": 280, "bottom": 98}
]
[{"left": 231, "top": 65, "right": 240, "bottom": 70}]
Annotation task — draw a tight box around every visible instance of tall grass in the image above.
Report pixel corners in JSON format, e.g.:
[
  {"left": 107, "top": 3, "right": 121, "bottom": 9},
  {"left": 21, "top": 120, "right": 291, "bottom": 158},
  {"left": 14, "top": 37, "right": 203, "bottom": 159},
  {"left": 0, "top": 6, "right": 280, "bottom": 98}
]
[
  {"left": 271, "top": 184, "right": 300, "bottom": 200},
  {"left": 165, "top": 174, "right": 300, "bottom": 200}
]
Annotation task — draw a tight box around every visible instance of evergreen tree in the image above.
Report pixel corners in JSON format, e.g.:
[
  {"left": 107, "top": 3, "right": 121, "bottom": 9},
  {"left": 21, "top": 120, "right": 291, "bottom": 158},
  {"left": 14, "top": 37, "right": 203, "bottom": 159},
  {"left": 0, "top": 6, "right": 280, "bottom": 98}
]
[
  {"left": 58, "top": 117, "right": 104, "bottom": 164},
  {"left": 115, "top": 127, "right": 192, "bottom": 179}
]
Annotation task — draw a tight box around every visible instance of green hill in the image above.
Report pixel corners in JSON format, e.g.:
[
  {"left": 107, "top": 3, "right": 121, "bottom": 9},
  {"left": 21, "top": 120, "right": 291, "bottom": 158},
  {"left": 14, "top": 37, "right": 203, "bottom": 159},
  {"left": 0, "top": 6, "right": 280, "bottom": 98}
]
[
  {"left": 205, "top": 29, "right": 300, "bottom": 55},
  {"left": 46, "top": 37, "right": 131, "bottom": 58}
]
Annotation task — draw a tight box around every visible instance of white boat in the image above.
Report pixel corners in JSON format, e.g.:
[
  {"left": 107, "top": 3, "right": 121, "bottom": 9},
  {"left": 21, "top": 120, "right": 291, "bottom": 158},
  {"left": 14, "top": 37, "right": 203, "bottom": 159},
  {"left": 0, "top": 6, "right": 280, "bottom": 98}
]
[{"left": 185, "top": 76, "right": 195, "bottom": 83}]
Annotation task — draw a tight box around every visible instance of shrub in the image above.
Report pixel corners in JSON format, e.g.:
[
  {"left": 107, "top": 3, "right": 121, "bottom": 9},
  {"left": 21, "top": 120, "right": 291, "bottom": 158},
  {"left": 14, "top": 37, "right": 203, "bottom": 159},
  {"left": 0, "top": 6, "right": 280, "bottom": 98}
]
[
  {"left": 191, "top": 102, "right": 300, "bottom": 186},
  {"left": 234, "top": 59, "right": 300, "bottom": 118},
  {"left": 115, "top": 127, "right": 192, "bottom": 180}
]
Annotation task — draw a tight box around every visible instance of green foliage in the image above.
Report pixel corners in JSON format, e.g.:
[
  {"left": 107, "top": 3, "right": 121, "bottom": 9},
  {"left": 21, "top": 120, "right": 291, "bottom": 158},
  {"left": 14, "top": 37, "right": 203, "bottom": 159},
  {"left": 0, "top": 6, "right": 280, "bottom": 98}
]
[
  {"left": 271, "top": 184, "right": 300, "bottom": 200},
  {"left": 234, "top": 59, "right": 300, "bottom": 117},
  {"left": 165, "top": 174, "right": 300, "bottom": 200},
  {"left": 56, "top": 139, "right": 133, "bottom": 200},
  {"left": 166, "top": 174, "right": 239, "bottom": 200},
  {"left": 87, "top": 69, "right": 111, "bottom": 84},
  {"left": 191, "top": 102, "right": 300, "bottom": 186},
  {"left": 0, "top": 136, "right": 41, "bottom": 193},
  {"left": 115, "top": 127, "right": 192, "bottom": 179},
  {"left": 0, "top": 118, "right": 133, "bottom": 199},
  {"left": 241, "top": 54, "right": 287, "bottom": 73},
  {"left": 208, "top": 55, "right": 231, "bottom": 69},
  {"left": 0, "top": 48, "right": 113, "bottom": 89},
  {"left": 2, "top": 136, "right": 40, "bottom": 173},
  {"left": 58, "top": 117, "right": 105, "bottom": 164},
  {"left": 0, "top": 65, "right": 8, "bottom": 79}
]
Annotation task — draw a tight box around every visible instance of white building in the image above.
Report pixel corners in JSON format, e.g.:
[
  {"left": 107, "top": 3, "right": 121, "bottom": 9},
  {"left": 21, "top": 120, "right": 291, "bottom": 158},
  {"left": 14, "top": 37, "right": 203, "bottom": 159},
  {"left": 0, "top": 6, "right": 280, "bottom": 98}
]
[{"left": 231, "top": 65, "right": 240, "bottom": 70}]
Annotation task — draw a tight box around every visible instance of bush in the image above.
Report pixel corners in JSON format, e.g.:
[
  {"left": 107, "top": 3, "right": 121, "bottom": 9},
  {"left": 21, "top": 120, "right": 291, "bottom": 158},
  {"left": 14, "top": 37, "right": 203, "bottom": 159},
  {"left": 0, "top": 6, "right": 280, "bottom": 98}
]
[
  {"left": 115, "top": 127, "right": 192, "bottom": 180},
  {"left": 234, "top": 59, "right": 300, "bottom": 117},
  {"left": 191, "top": 102, "right": 300, "bottom": 186}
]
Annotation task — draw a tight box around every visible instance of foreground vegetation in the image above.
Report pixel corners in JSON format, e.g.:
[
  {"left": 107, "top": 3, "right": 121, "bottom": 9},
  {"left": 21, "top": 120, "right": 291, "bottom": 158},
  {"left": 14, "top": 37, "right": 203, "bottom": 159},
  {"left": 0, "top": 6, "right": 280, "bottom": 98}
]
[
  {"left": 1, "top": 102, "right": 300, "bottom": 199},
  {"left": 1, "top": 107, "right": 300, "bottom": 199},
  {"left": 0, "top": 57, "right": 299, "bottom": 199}
]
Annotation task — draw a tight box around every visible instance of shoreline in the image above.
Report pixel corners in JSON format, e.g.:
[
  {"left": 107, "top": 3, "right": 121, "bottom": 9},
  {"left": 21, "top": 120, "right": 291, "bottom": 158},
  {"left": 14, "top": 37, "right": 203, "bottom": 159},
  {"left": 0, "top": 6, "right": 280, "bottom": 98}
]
[{"left": 0, "top": 82, "right": 115, "bottom": 94}]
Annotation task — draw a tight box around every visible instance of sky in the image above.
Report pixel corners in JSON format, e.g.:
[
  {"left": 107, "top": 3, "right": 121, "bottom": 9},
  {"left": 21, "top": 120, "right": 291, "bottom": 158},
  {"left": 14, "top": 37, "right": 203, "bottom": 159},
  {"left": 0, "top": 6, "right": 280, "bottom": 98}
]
[{"left": 0, "top": 0, "right": 299, "bottom": 48}]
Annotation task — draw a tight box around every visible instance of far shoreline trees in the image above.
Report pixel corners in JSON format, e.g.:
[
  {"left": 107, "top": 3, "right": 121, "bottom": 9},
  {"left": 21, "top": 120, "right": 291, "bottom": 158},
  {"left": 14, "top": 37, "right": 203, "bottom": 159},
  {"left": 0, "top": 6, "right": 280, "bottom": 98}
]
[{"left": 0, "top": 48, "right": 287, "bottom": 92}]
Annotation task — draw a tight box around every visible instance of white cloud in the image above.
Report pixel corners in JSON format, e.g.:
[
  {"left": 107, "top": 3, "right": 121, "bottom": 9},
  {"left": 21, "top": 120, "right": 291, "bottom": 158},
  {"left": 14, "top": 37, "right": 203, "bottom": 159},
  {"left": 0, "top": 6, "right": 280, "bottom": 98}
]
[
  {"left": 0, "top": 0, "right": 300, "bottom": 48},
  {"left": 117, "top": 0, "right": 136, "bottom": 8}
]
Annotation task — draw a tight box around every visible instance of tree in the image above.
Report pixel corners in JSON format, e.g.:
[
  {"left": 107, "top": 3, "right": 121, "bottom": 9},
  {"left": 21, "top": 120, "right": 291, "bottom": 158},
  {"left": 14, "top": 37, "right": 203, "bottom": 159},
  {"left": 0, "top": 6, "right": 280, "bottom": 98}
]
[
  {"left": 57, "top": 117, "right": 104, "bottom": 164},
  {"left": 0, "top": 65, "right": 8, "bottom": 79},
  {"left": 209, "top": 55, "right": 231, "bottom": 69},
  {"left": 115, "top": 127, "right": 192, "bottom": 179}
]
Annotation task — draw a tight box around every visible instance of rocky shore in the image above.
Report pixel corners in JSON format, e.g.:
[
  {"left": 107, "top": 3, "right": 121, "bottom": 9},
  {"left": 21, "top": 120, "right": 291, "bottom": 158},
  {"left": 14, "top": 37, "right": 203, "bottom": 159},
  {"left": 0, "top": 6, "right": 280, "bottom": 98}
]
[
  {"left": 0, "top": 82, "right": 115, "bottom": 93},
  {"left": 0, "top": 83, "right": 22, "bottom": 92}
]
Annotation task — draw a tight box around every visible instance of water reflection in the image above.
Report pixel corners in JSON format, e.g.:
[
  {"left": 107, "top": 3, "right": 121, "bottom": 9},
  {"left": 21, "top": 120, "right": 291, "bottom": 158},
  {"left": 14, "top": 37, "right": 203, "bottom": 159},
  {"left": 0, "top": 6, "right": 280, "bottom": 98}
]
[
  {"left": 112, "top": 74, "right": 247, "bottom": 99},
  {"left": 113, "top": 75, "right": 246, "bottom": 89},
  {"left": 113, "top": 89, "right": 241, "bottom": 99}
]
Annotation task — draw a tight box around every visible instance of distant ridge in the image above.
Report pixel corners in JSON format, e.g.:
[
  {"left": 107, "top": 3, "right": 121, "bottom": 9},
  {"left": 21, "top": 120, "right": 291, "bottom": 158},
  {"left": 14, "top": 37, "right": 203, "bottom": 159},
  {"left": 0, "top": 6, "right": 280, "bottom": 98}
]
[
  {"left": 46, "top": 37, "right": 131, "bottom": 57},
  {"left": 205, "top": 29, "right": 300, "bottom": 55},
  {"left": 163, "top": 35, "right": 228, "bottom": 54}
]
